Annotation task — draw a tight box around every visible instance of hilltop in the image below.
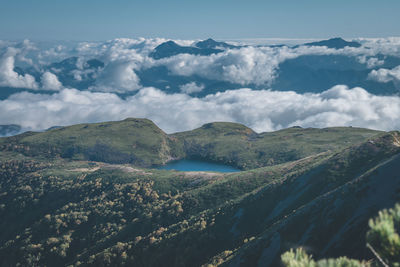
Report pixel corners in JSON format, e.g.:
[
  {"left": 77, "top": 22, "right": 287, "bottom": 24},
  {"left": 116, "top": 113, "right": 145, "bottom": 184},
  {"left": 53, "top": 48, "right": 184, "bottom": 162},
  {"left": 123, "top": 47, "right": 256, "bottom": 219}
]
[{"left": 0, "top": 118, "right": 380, "bottom": 169}]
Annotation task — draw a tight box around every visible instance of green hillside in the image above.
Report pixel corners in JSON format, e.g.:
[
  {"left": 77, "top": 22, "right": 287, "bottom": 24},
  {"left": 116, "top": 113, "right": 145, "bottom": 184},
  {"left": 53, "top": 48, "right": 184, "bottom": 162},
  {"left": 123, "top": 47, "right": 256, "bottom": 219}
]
[
  {"left": 0, "top": 118, "right": 179, "bottom": 166},
  {"left": 175, "top": 123, "right": 380, "bottom": 169},
  {"left": 1, "top": 118, "right": 380, "bottom": 170},
  {"left": 0, "top": 118, "right": 398, "bottom": 266}
]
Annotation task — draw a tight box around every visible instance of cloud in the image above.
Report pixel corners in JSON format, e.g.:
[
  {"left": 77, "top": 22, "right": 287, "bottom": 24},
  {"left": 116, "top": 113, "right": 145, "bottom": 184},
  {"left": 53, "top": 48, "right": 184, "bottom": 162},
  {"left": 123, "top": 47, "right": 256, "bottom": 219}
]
[
  {"left": 356, "top": 37, "right": 400, "bottom": 57},
  {"left": 152, "top": 42, "right": 399, "bottom": 87},
  {"left": 368, "top": 65, "right": 400, "bottom": 84},
  {"left": 1, "top": 85, "right": 400, "bottom": 134},
  {"left": 357, "top": 55, "right": 384, "bottom": 68},
  {"left": 179, "top": 82, "right": 204, "bottom": 94},
  {"left": 154, "top": 46, "right": 297, "bottom": 86},
  {"left": 3, "top": 37, "right": 400, "bottom": 93},
  {"left": 0, "top": 47, "right": 38, "bottom": 89},
  {"left": 41, "top": 72, "right": 63, "bottom": 91},
  {"left": 90, "top": 60, "right": 141, "bottom": 92}
]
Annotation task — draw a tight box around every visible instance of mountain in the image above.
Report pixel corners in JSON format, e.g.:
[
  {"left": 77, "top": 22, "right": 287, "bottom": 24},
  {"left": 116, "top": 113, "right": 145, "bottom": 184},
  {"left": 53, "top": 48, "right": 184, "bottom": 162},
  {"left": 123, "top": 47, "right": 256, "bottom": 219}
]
[
  {"left": 195, "top": 38, "right": 237, "bottom": 49},
  {"left": 299, "top": 37, "right": 362, "bottom": 49},
  {"left": 173, "top": 122, "right": 380, "bottom": 169},
  {"left": 48, "top": 57, "right": 104, "bottom": 72},
  {"left": 220, "top": 132, "right": 400, "bottom": 266},
  {"left": 149, "top": 40, "right": 224, "bottom": 59},
  {"left": 0, "top": 118, "right": 398, "bottom": 267},
  {"left": 0, "top": 124, "right": 21, "bottom": 137},
  {"left": 0, "top": 118, "right": 177, "bottom": 166},
  {"left": 11, "top": 57, "right": 105, "bottom": 92},
  {"left": 0, "top": 119, "right": 380, "bottom": 169},
  {"left": 272, "top": 54, "right": 400, "bottom": 95},
  {"left": 46, "top": 57, "right": 104, "bottom": 89}
]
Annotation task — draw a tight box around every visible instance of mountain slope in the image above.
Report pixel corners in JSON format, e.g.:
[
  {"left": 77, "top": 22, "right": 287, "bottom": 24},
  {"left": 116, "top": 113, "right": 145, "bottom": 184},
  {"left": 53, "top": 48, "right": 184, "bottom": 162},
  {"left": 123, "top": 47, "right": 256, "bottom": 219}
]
[
  {"left": 300, "top": 37, "right": 361, "bottom": 49},
  {"left": 61, "top": 132, "right": 399, "bottom": 267},
  {"left": 0, "top": 118, "right": 398, "bottom": 266},
  {"left": 195, "top": 38, "right": 237, "bottom": 49},
  {"left": 149, "top": 41, "right": 223, "bottom": 59},
  {"left": 0, "top": 118, "right": 179, "bottom": 166},
  {"left": 0, "top": 119, "right": 381, "bottom": 170},
  {"left": 174, "top": 123, "right": 381, "bottom": 169},
  {"left": 217, "top": 132, "right": 400, "bottom": 266},
  {"left": 0, "top": 124, "right": 21, "bottom": 137}
]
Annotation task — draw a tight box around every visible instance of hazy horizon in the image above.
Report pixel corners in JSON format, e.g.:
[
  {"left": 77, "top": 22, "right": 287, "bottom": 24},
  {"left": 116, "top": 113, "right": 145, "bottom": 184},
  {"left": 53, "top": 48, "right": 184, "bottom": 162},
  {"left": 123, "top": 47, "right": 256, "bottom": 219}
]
[{"left": 1, "top": 0, "right": 400, "bottom": 41}]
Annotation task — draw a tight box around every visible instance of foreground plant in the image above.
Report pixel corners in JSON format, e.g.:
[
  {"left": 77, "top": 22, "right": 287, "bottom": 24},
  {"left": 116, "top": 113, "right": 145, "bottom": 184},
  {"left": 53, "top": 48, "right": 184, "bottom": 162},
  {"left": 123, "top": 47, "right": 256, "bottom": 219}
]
[{"left": 282, "top": 203, "right": 400, "bottom": 267}]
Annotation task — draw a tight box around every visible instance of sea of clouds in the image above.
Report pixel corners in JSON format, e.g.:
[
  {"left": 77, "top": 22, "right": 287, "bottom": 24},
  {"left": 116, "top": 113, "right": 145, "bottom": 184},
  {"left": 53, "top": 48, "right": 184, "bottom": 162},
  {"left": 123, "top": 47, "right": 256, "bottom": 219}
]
[{"left": 0, "top": 37, "right": 400, "bottom": 134}]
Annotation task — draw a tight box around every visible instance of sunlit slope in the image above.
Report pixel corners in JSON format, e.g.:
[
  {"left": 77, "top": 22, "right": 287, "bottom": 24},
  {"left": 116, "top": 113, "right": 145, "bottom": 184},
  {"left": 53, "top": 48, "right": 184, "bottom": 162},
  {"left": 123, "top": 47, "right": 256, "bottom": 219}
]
[
  {"left": 0, "top": 119, "right": 381, "bottom": 169},
  {"left": 174, "top": 122, "right": 381, "bottom": 169},
  {"left": 0, "top": 118, "right": 178, "bottom": 166}
]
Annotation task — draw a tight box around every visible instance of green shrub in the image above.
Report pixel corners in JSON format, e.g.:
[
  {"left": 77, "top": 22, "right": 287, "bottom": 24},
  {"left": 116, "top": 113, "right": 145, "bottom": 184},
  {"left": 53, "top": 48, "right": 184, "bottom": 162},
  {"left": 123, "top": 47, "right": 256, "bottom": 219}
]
[
  {"left": 282, "top": 203, "right": 400, "bottom": 267},
  {"left": 281, "top": 248, "right": 365, "bottom": 267},
  {"left": 366, "top": 203, "right": 400, "bottom": 266}
]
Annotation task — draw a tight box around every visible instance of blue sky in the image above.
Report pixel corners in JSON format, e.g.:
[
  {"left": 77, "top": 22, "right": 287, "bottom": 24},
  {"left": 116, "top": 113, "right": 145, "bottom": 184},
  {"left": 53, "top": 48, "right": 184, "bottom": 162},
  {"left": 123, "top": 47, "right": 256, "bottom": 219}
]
[{"left": 0, "top": 0, "right": 399, "bottom": 41}]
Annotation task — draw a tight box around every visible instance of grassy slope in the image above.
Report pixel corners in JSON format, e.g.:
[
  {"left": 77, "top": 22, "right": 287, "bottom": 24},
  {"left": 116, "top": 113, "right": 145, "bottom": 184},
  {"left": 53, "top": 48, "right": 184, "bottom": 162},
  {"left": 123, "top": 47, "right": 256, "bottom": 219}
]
[
  {"left": 75, "top": 132, "right": 399, "bottom": 267},
  {"left": 0, "top": 118, "right": 380, "bottom": 170},
  {"left": 174, "top": 122, "right": 381, "bottom": 169},
  {"left": 0, "top": 118, "right": 395, "bottom": 267},
  {"left": 0, "top": 118, "right": 178, "bottom": 166},
  {"left": 216, "top": 131, "right": 400, "bottom": 266}
]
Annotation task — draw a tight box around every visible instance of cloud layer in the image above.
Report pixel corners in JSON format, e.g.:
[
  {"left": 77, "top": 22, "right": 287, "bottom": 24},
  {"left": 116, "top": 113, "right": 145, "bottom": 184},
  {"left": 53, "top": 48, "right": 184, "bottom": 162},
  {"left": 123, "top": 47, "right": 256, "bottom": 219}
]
[
  {"left": 1, "top": 37, "right": 400, "bottom": 134},
  {"left": 2, "top": 37, "right": 400, "bottom": 93},
  {"left": 1, "top": 85, "right": 399, "bottom": 134}
]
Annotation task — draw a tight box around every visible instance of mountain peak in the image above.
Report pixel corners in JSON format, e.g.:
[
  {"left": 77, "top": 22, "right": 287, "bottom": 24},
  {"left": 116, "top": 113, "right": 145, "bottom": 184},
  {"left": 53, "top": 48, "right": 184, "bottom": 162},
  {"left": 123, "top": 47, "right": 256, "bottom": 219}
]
[
  {"left": 157, "top": 40, "right": 180, "bottom": 48},
  {"left": 150, "top": 40, "right": 224, "bottom": 59},
  {"left": 302, "top": 37, "right": 361, "bottom": 49},
  {"left": 195, "top": 38, "right": 236, "bottom": 49},
  {"left": 195, "top": 38, "right": 218, "bottom": 48}
]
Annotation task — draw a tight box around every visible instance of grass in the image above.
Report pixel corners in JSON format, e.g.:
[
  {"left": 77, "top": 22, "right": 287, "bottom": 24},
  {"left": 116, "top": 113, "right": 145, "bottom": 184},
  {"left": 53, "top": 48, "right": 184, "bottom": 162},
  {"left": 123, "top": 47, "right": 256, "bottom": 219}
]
[
  {"left": 0, "top": 118, "right": 381, "bottom": 170},
  {"left": 174, "top": 123, "right": 381, "bottom": 169}
]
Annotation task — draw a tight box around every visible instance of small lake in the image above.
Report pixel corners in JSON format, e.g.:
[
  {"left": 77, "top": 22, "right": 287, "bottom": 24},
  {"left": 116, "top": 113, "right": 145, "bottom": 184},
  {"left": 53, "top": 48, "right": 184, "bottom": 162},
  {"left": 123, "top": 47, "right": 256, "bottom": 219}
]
[{"left": 157, "top": 159, "right": 240, "bottom": 172}]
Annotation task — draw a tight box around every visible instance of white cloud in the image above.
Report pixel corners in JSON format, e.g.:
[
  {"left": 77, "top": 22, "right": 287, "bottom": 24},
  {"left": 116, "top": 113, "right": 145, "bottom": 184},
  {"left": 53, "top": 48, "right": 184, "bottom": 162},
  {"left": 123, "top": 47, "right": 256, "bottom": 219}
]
[
  {"left": 41, "top": 72, "right": 63, "bottom": 91},
  {"left": 90, "top": 60, "right": 141, "bottom": 92},
  {"left": 357, "top": 56, "right": 384, "bottom": 68},
  {"left": 154, "top": 46, "right": 300, "bottom": 86},
  {"left": 0, "top": 47, "right": 38, "bottom": 89},
  {"left": 3, "top": 37, "right": 400, "bottom": 93},
  {"left": 368, "top": 65, "right": 400, "bottom": 84},
  {"left": 179, "top": 82, "right": 204, "bottom": 94},
  {"left": 1, "top": 85, "right": 400, "bottom": 134},
  {"left": 152, "top": 43, "right": 398, "bottom": 87},
  {"left": 356, "top": 37, "right": 400, "bottom": 57}
]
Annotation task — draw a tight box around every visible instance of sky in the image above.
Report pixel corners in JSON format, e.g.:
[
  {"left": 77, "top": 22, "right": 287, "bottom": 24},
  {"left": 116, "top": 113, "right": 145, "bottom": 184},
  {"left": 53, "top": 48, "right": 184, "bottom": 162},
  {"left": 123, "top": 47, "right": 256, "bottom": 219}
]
[{"left": 1, "top": 0, "right": 400, "bottom": 41}]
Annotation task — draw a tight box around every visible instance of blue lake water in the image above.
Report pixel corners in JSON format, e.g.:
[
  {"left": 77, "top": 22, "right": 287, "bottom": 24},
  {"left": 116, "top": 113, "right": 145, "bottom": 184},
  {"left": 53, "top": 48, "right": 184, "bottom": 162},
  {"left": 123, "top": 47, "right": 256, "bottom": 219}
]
[{"left": 157, "top": 159, "right": 240, "bottom": 172}]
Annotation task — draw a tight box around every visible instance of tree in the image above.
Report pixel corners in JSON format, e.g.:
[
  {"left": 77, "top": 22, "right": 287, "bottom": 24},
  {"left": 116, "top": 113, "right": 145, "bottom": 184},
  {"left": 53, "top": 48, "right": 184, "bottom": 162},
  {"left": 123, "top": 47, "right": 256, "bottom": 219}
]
[
  {"left": 366, "top": 203, "right": 400, "bottom": 266},
  {"left": 282, "top": 203, "right": 400, "bottom": 267}
]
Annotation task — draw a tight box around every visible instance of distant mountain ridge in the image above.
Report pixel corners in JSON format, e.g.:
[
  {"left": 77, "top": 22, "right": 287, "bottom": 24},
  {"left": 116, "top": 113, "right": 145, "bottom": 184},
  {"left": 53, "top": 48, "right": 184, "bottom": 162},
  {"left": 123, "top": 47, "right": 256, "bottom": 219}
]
[
  {"left": 195, "top": 38, "right": 237, "bottom": 49},
  {"left": 149, "top": 39, "right": 228, "bottom": 59},
  {"left": 296, "top": 37, "right": 362, "bottom": 49},
  {"left": 0, "top": 124, "right": 21, "bottom": 137}
]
